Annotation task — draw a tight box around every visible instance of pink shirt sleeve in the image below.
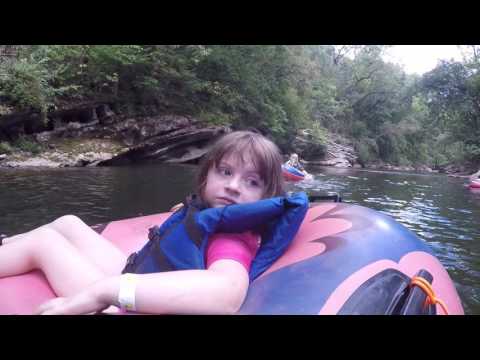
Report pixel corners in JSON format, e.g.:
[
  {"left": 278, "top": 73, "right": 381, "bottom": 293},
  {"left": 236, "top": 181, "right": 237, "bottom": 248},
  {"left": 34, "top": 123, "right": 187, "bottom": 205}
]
[{"left": 205, "top": 231, "right": 261, "bottom": 272}]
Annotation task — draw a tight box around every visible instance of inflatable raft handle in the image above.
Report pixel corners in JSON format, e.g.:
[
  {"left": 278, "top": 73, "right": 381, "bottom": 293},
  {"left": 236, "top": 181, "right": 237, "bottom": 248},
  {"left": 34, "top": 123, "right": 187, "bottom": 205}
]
[
  {"left": 399, "top": 270, "right": 437, "bottom": 315},
  {"left": 409, "top": 275, "right": 449, "bottom": 315},
  {"left": 337, "top": 268, "right": 445, "bottom": 315},
  {"left": 309, "top": 193, "right": 342, "bottom": 203}
]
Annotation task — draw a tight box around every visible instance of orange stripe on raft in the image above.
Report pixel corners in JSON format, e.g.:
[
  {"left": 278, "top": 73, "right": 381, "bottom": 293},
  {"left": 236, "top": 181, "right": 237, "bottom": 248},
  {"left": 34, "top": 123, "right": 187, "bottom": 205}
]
[{"left": 257, "top": 204, "right": 351, "bottom": 279}]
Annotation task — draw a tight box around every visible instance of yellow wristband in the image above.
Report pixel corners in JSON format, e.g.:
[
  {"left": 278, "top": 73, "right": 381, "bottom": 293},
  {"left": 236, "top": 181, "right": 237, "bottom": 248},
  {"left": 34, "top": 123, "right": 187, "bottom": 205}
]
[{"left": 118, "top": 273, "right": 137, "bottom": 311}]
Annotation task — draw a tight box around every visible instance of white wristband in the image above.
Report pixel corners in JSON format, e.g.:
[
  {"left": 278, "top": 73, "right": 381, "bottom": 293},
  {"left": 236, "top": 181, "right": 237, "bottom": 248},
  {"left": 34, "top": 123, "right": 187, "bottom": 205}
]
[{"left": 118, "top": 273, "right": 138, "bottom": 311}]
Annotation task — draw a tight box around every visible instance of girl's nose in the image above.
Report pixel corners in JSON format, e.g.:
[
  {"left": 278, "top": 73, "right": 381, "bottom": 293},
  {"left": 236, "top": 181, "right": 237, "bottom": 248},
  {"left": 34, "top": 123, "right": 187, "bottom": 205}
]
[{"left": 225, "top": 176, "right": 241, "bottom": 193}]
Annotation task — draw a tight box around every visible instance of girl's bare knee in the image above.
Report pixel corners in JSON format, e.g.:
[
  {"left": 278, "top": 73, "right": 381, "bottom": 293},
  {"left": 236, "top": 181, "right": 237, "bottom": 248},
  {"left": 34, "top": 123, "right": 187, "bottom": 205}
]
[
  {"left": 29, "top": 228, "right": 68, "bottom": 267},
  {"left": 52, "top": 214, "right": 84, "bottom": 229},
  {"left": 35, "top": 227, "right": 66, "bottom": 246}
]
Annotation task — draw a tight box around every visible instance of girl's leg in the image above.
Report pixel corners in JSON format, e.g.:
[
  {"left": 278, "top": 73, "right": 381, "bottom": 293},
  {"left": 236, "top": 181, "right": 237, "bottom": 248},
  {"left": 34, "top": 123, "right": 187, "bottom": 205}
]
[
  {"left": 48, "top": 215, "right": 127, "bottom": 275},
  {"left": 1, "top": 233, "right": 28, "bottom": 243},
  {"left": 2, "top": 215, "right": 126, "bottom": 276},
  {"left": 0, "top": 227, "right": 108, "bottom": 296}
]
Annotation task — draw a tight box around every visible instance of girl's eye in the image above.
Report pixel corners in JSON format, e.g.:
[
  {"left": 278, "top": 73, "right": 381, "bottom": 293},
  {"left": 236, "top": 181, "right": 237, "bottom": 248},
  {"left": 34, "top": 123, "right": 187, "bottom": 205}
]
[
  {"left": 218, "top": 167, "right": 232, "bottom": 176},
  {"left": 246, "top": 178, "right": 260, "bottom": 187}
]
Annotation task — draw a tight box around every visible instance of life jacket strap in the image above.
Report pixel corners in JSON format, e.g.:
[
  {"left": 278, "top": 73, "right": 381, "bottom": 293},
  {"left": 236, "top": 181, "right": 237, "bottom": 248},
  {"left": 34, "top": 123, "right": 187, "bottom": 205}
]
[
  {"left": 184, "top": 204, "right": 204, "bottom": 248},
  {"left": 121, "top": 224, "right": 175, "bottom": 273}
]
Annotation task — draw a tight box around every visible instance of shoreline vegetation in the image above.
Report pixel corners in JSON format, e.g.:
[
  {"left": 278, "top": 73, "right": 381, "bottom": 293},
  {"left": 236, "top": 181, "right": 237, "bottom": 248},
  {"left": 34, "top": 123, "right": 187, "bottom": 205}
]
[
  {"left": 1, "top": 45, "right": 479, "bottom": 176},
  {"left": 0, "top": 136, "right": 472, "bottom": 178}
]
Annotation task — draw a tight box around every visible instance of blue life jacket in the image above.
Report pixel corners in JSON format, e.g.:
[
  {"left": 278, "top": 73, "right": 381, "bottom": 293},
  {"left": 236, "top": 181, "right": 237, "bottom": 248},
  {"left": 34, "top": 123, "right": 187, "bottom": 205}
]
[{"left": 122, "top": 192, "right": 309, "bottom": 281}]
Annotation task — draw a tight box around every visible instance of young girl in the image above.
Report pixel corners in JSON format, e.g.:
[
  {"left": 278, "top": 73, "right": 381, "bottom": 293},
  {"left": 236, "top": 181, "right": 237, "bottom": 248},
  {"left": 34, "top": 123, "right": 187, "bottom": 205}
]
[
  {"left": 285, "top": 153, "right": 304, "bottom": 172},
  {"left": 0, "top": 131, "right": 307, "bottom": 315},
  {"left": 285, "top": 153, "right": 311, "bottom": 178}
]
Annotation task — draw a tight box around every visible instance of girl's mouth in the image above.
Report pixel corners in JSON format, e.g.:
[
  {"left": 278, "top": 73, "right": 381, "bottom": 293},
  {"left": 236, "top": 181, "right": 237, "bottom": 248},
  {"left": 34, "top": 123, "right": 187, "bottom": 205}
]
[{"left": 216, "top": 197, "right": 236, "bottom": 205}]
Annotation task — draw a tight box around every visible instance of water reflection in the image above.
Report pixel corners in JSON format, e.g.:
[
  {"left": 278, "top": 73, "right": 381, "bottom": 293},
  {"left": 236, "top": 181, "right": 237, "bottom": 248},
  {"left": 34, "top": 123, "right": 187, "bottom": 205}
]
[{"left": 0, "top": 164, "right": 196, "bottom": 232}]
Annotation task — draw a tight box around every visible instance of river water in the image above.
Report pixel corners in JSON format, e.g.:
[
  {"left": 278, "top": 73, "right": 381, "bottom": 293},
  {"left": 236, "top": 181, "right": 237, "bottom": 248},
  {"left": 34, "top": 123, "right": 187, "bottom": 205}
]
[{"left": 1, "top": 164, "right": 479, "bottom": 314}]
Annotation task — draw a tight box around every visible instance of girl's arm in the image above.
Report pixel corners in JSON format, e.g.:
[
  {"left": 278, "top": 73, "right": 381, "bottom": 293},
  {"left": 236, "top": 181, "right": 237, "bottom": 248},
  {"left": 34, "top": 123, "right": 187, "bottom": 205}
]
[{"left": 36, "top": 259, "right": 250, "bottom": 315}]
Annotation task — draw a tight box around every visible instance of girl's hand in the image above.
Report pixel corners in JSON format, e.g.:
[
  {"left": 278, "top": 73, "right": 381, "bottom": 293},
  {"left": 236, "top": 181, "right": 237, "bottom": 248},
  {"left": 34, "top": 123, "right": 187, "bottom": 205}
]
[
  {"left": 170, "top": 203, "right": 184, "bottom": 212},
  {"left": 34, "top": 286, "right": 111, "bottom": 315},
  {"left": 34, "top": 297, "right": 70, "bottom": 315}
]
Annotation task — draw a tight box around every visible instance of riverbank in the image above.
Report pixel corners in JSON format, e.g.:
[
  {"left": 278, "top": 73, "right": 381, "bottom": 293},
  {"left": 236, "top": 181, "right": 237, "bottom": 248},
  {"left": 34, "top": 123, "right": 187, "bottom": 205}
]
[
  {"left": 0, "top": 109, "right": 476, "bottom": 176},
  {"left": 0, "top": 138, "right": 126, "bottom": 168},
  {"left": 0, "top": 109, "right": 229, "bottom": 168},
  {"left": 0, "top": 138, "right": 471, "bottom": 178}
]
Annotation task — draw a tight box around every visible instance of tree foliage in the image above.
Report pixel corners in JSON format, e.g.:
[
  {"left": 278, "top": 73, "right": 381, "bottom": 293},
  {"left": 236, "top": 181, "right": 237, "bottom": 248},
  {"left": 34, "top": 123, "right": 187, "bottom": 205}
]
[{"left": 1, "top": 44, "right": 479, "bottom": 167}]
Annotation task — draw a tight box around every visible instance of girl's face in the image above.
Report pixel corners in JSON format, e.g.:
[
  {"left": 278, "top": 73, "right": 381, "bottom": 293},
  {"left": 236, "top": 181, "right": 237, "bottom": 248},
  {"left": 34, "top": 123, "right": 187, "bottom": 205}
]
[{"left": 202, "top": 153, "right": 266, "bottom": 208}]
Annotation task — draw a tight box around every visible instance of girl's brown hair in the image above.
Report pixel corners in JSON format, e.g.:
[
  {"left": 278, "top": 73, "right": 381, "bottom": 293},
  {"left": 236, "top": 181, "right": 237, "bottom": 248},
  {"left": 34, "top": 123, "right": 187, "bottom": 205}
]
[{"left": 196, "top": 131, "right": 285, "bottom": 200}]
